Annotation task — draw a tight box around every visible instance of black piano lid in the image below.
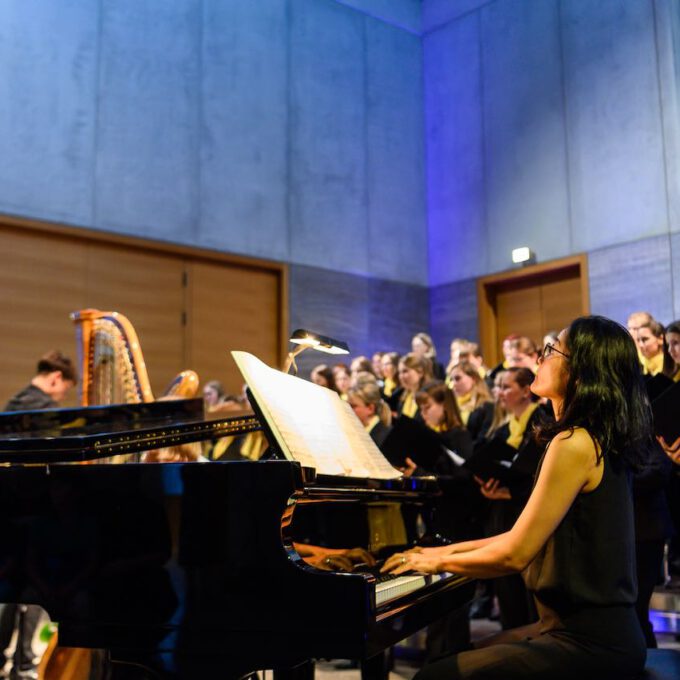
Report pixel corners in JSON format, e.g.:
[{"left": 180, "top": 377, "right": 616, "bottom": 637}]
[
  {"left": 0, "top": 398, "right": 205, "bottom": 436},
  {"left": 0, "top": 399, "right": 261, "bottom": 463}
]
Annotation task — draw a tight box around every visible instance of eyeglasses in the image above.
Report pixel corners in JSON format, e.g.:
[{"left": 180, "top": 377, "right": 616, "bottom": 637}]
[{"left": 540, "top": 343, "right": 570, "bottom": 361}]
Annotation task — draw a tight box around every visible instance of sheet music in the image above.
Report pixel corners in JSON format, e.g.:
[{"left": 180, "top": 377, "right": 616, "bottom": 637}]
[
  {"left": 444, "top": 447, "right": 466, "bottom": 467},
  {"left": 231, "top": 351, "right": 401, "bottom": 479}
]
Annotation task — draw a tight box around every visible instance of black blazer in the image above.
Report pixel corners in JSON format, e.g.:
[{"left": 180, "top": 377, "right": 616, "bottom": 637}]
[
  {"left": 633, "top": 441, "right": 674, "bottom": 542},
  {"left": 467, "top": 401, "right": 495, "bottom": 444},
  {"left": 483, "top": 404, "right": 552, "bottom": 534},
  {"left": 432, "top": 427, "right": 485, "bottom": 542},
  {"left": 368, "top": 420, "right": 392, "bottom": 449}
]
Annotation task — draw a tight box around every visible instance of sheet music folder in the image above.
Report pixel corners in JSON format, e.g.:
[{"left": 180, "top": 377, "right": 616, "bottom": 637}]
[
  {"left": 462, "top": 438, "right": 531, "bottom": 486},
  {"left": 231, "top": 351, "right": 401, "bottom": 479},
  {"left": 381, "top": 416, "right": 445, "bottom": 471},
  {"left": 651, "top": 380, "right": 680, "bottom": 444}
]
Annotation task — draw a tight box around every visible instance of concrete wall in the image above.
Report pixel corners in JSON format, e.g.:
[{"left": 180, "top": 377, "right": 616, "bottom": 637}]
[
  {"left": 424, "top": 0, "right": 680, "bottom": 353},
  {"left": 3, "top": 0, "right": 680, "bottom": 364},
  {"left": 0, "top": 0, "right": 427, "bottom": 287}
]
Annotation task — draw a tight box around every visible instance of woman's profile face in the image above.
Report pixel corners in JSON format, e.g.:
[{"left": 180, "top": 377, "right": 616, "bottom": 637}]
[
  {"left": 420, "top": 396, "right": 444, "bottom": 429},
  {"left": 502, "top": 339, "right": 513, "bottom": 360},
  {"left": 381, "top": 356, "right": 396, "bottom": 379},
  {"left": 349, "top": 396, "right": 374, "bottom": 426},
  {"left": 532, "top": 328, "right": 569, "bottom": 402},
  {"left": 311, "top": 371, "right": 328, "bottom": 387},
  {"left": 398, "top": 364, "right": 422, "bottom": 392},
  {"left": 411, "top": 337, "right": 428, "bottom": 357},
  {"left": 498, "top": 374, "right": 530, "bottom": 412},
  {"left": 450, "top": 341, "right": 462, "bottom": 364},
  {"left": 492, "top": 373, "right": 505, "bottom": 401},
  {"left": 372, "top": 354, "right": 384, "bottom": 378},
  {"left": 667, "top": 332, "right": 680, "bottom": 365},
  {"left": 203, "top": 385, "right": 219, "bottom": 406},
  {"left": 450, "top": 369, "right": 474, "bottom": 397},
  {"left": 636, "top": 328, "right": 663, "bottom": 359},
  {"left": 333, "top": 369, "right": 351, "bottom": 394}
]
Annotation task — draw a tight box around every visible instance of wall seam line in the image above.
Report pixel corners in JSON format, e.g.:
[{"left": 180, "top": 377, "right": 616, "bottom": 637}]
[
  {"left": 651, "top": 0, "right": 676, "bottom": 316},
  {"left": 478, "top": 9, "right": 490, "bottom": 277},
  {"left": 195, "top": 0, "right": 204, "bottom": 244},
  {"left": 362, "top": 15, "right": 371, "bottom": 281},
  {"left": 91, "top": 0, "right": 105, "bottom": 227},
  {"left": 285, "top": 0, "right": 293, "bottom": 269},
  {"left": 557, "top": 0, "right": 574, "bottom": 255}
]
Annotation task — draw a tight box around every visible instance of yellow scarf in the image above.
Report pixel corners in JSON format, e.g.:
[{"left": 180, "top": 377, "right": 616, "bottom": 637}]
[
  {"left": 643, "top": 352, "right": 664, "bottom": 376},
  {"left": 401, "top": 391, "right": 418, "bottom": 418},
  {"left": 456, "top": 392, "right": 473, "bottom": 409},
  {"left": 212, "top": 431, "right": 267, "bottom": 461},
  {"left": 240, "top": 431, "right": 267, "bottom": 460},
  {"left": 674, "top": 368, "right": 680, "bottom": 383},
  {"left": 507, "top": 402, "right": 539, "bottom": 450},
  {"left": 456, "top": 392, "right": 473, "bottom": 425},
  {"left": 383, "top": 377, "right": 396, "bottom": 397}
]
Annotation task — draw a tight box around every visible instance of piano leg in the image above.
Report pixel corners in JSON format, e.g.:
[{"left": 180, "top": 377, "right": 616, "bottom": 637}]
[{"left": 360, "top": 649, "right": 393, "bottom": 680}]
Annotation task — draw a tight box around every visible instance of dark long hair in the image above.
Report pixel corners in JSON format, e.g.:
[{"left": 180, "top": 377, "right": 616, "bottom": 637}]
[
  {"left": 536, "top": 315, "right": 652, "bottom": 467},
  {"left": 666, "top": 321, "right": 680, "bottom": 377},
  {"left": 416, "top": 380, "right": 464, "bottom": 431}
]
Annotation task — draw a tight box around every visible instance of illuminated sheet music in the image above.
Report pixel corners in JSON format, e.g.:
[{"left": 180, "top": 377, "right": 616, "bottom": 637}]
[{"left": 232, "top": 351, "right": 401, "bottom": 479}]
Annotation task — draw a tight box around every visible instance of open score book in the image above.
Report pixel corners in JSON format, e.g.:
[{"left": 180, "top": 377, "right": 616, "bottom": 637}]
[{"left": 231, "top": 351, "right": 401, "bottom": 479}]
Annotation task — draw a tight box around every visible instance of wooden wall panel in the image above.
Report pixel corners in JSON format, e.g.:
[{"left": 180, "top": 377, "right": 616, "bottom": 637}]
[
  {"left": 186, "top": 261, "right": 281, "bottom": 395},
  {"left": 84, "top": 244, "right": 186, "bottom": 397},
  {"left": 495, "top": 285, "right": 543, "bottom": 353},
  {"left": 540, "top": 275, "right": 582, "bottom": 335},
  {"left": 0, "top": 220, "right": 286, "bottom": 410},
  {"left": 478, "top": 256, "right": 589, "bottom": 364},
  {"left": 0, "top": 229, "right": 87, "bottom": 407}
]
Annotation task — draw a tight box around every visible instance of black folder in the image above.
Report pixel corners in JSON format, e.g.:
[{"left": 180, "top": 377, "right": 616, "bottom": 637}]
[
  {"left": 380, "top": 416, "right": 444, "bottom": 471},
  {"left": 463, "top": 437, "right": 534, "bottom": 486},
  {"left": 651, "top": 380, "right": 680, "bottom": 444},
  {"left": 645, "top": 373, "right": 674, "bottom": 403}
]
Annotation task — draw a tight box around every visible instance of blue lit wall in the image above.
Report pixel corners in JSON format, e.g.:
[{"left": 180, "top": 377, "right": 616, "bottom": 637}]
[
  {"left": 2, "top": 0, "right": 679, "bottom": 361},
  {"left": 0, "top": 0, "right": 427, "bottom": 286},
  {"left": 424, "top": 0, "right": 680, "bottom": 351}
]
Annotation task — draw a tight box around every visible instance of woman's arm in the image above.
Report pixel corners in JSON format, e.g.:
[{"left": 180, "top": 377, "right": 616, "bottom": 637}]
[
  {"left": 383, "top": 429, "right": 600, "bottom": 578},
  {"left": 401, "top": 534, "right": 508, "bottom": 559}
]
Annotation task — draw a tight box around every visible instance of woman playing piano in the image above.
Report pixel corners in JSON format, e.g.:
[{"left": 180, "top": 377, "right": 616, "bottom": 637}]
[{"left": 384, "top": 316, "right": 649, "bottom": 680}]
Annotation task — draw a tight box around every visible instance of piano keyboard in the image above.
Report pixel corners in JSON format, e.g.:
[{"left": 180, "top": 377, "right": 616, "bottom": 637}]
[{"left": 375, "top": 573, "right": 428, "bottom": 606}]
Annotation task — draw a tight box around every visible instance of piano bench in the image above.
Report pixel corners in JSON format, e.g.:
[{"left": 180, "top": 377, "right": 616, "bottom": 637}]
[{"left": 637, "top": 649, "right": 680, "bottom": 679}]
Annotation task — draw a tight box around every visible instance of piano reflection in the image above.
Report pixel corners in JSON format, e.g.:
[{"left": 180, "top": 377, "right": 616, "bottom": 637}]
[{"left": 0, "top": 381, "right": 473, "bottom": 679}]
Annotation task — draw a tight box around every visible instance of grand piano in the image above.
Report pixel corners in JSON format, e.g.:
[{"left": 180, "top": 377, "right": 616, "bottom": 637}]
[{"left": 0, "top": 398, "right": 474, "bottom": 679}]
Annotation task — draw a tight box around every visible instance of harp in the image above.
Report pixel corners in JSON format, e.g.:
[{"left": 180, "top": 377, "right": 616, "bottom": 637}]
[{"left": 71, "top": 309, "right": 199, "bottom": 406}]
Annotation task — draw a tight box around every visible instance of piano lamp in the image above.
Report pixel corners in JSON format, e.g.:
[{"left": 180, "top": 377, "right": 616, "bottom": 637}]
[{"left": 284, "top": 329, "right": 350, "bottom": 374}]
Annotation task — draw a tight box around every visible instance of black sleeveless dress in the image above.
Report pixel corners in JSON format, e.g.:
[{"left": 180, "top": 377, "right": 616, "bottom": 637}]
[{"left": 414, "top": 448, "right": 647, "bottom": 680}]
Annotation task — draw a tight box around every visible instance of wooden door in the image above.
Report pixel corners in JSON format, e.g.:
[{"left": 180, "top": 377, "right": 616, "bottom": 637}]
[
  {"left": 0, "top": 218, "right": 287, "bottom": 409},
  {"left": 0, "top": 228, "right": 87, "bottom": 407},
  {"left": 84, "top": 243, "right": 186, "bottom": 397},
  {"left": 478, "top": 256, "right": 589, "bottom": 366},
  {"left": 185, "top": 260, "right": 283, "bottom": 396}
]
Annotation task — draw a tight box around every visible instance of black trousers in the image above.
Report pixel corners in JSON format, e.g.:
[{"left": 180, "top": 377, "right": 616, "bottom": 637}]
[
  {"left": 413, "top": 606, "right": 646, "bottom": 680},
  {"left": 635, "top": 539, "right": 665, "bottom": 648},
  {"left": 0, "top": 604, "right": 41, "bottom": 670},
  {"left": 426, "top": 605, "right": 472, "bottom": 662}
]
